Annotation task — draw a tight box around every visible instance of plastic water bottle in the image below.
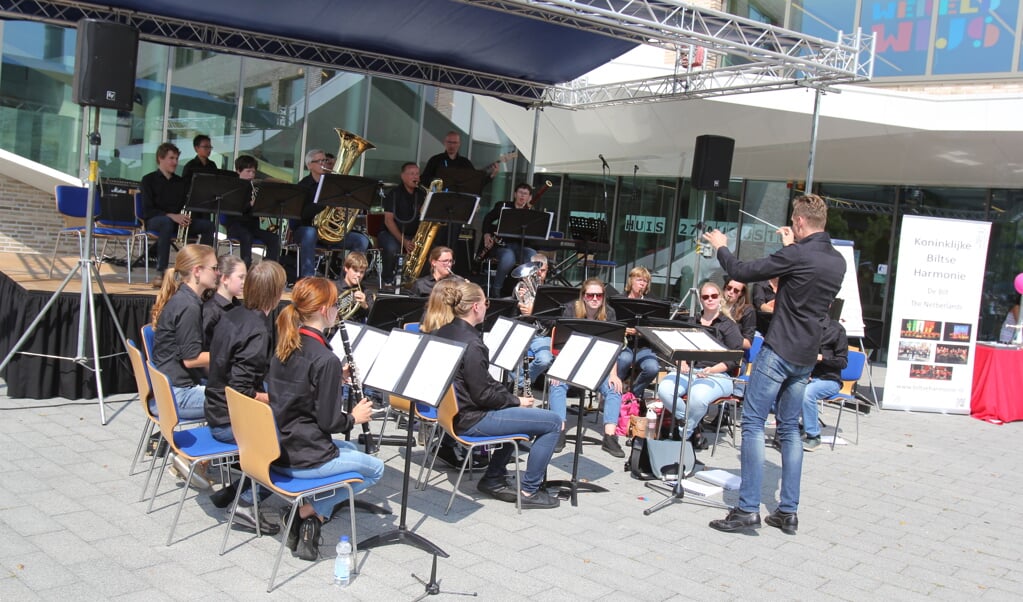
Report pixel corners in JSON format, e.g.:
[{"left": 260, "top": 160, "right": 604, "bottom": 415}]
[
  {"left": 333, "top": 535, "right": 352, "bottom": 587},
  {"left": 646, "top": 409, "right": 658, "bottom": 439}
]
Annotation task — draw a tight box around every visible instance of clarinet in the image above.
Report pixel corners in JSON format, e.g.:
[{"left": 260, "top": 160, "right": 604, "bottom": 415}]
[{"left": 336, "top": 320, "right": 375, "bottom": 453}]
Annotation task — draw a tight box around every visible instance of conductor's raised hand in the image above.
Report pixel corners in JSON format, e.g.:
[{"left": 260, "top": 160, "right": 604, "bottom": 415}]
[
  {"left": 778, "top": 226, "right": 795, "bottom": 246},
  {"left": 703, "top": 229, "right": 728, "bottom": 251},
  {"left": 351, "top": 398, "right": 374, "bottom": 425}
]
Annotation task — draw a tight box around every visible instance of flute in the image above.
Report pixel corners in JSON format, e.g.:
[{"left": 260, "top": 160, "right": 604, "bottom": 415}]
[{"left": 336, "top": 319, "right": 375, "bottom": 454}]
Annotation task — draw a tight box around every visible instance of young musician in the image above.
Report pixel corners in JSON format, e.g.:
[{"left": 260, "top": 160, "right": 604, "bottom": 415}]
[
  {"left": 616, "top": 266, "right": 661, "bottom": 399},
  {"left": 433, "top": 280, "right": 562, "bottom": 509},
  {"left": 229, "top": 154, "right": 282, "bottom": 266},
  {"left": 477, "top": 183, "right": 538, "bottom": 295},
  {"left": 204, "top": 261, "right": 287, "bottom": 532},
  {"left": 265, "top": 277, "right": 385, "bottom": 561},
  {"left": 656, "top": 281, "right": 744, "bottom": 450},
  {"left": 202, "top": 255, "right": 245, "bottom": 350},
  {"left": 723, "top": 278, "right": 756, "bottom": 350},
  {"left": 410, "top": 246, "right": 461, "bottom": 297},
  {"left": 547, "top": 278, "right": 626, "bottom": 458},
  {"left": 515, "top": 254, "right": 554, "bottom": 388},
  {"left": 337, "top": 251, "right": 371, "bottom": 323}
]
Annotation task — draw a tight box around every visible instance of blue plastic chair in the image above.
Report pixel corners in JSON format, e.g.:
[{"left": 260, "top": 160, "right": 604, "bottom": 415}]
[
  {"left": 145, "top": 361, "right": 238, "bottom": 545},
  {"left": 49, "top": 185, "right": 141, "bottom": 282},
  {"left": 821, "top": 349, "right": 867, "bottom": 450},
  {"left": 222, "top": 387, "right": 364, "bottom": 592},
  {"left": 709, "top": 334, "right": 764, "bottom": 457}
]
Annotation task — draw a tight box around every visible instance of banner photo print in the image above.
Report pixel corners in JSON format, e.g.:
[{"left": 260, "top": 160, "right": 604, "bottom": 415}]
[{"left": 884, "top": 215, "right": 991, "bottom": 413}]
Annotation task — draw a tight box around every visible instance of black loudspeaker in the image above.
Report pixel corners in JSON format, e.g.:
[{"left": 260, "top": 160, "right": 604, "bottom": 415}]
[
  {"left": 690, "top": 135, "right": 735, "bottom": 191},
  {"left": 72, "top": 19, "right": 139, "bottom": 111}
]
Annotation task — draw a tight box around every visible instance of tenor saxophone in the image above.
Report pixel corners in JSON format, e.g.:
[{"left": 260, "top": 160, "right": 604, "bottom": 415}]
[{"left": 401, "top": 178, "right": 444, "bottom": 285}]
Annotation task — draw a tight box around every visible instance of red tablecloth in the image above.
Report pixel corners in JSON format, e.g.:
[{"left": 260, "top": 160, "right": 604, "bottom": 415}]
[{"left": 971, "top": 343, "right": 1023, "bottom": 424}]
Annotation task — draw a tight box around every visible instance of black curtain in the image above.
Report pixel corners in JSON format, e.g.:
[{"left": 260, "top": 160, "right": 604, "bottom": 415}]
[{"left": 0, "top": 271, "right": 152, "bottom": 399}]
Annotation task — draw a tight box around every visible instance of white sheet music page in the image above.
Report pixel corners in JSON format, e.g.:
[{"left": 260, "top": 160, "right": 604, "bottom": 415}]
[
  {"left": 405, "top": 339, "right": 464, "bottom": 406},
  {"left": 651, "top": 328, "right": 725, "bottom": 352},
  {"left": 493, "top": 323, "right": 534, "bottom": 372},
  {"left": 548, "top": 334, "right": 590, "bottom": 381},
  {"left": 363, "top": 329, "right": 420, "bottom": 394},
  {"left": 483, "top": 317, "right": 513, "bottom": 363},
  {"left": 350, "top": 328, "right": 389, "bottom": 377},
  {"left": 572, "top": 339, "right": 621, "bottom": 390}
]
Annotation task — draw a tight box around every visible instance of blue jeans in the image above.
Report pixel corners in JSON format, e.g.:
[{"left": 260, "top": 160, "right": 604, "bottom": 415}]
[
  {"left": 376, "top": 229, "right": 404, "bottom": 284},
  {"left": 802, "top": 378, "right": 839, "bottom": 438},
  {"left": 490, "top": 243, "right": 536, "bottom": 294},
  {"left": 275, "top": 440, "right": 384, "bottom": 520},
  {"left": 657, "top": 372, "right": 733, "bottom": 440},
  {"left": 527, "top": 336, "right": 553, "bottom": 384},
  {"left": 226, "top": 220, "right": 281, "bottom": 266},
  {"left": 293, "top": 226, "right": 370, "bottom": 279},
  {"left": 148, "top": 214, "right": 215, "bottom": 272},
  {"left": 617, "top": 347, "right": 660, "bottom": 398},
  {"left": 460, "top": 407, "right": 561, "bottom": 494},
  {"left": 149, "top": 384, "right": 206, "bottom": 421},
  {"left": 548, "top": 377, "right": 622, "bottom": 427},
  {"left": 737, "top": 345, "right": 813, "bottom": 514}
]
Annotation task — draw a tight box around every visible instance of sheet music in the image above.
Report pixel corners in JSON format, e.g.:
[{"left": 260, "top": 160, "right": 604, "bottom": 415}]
[
  {"left": 650, "top": 328, "right": 725, "bottom": 352},
  {"left": 405, "top": 339, "right": 464, "bottom": 406},
  {"left": 484, "top": 317, "right": 513, "bottom": 363},
  {"left": 351, "top": 328, "right": 389, "bottom": 376},
  {"left": 548, "top": 335, "right": 590, "bottom": 381},
  {"left": 572, "top": 339, "right": 621, "bottom": 389},
  {"left": 363, "top": 329, "right": 420, "bottom": 394},
  {"left": 493, "top": 323, "right": 534, "bottom": 372}
]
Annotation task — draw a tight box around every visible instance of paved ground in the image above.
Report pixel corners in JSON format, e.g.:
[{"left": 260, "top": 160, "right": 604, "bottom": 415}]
[{"left": 1, "top": 367, "right": 1022, "bottom": 601}]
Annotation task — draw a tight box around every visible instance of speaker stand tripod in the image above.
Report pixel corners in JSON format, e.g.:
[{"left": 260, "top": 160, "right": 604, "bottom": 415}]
[{"left": 0, "top": 107, "right": 129, "bottom": 424}]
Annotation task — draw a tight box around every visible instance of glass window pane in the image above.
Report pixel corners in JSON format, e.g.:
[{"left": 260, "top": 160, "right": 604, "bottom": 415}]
[
  {"left": 166, "top": 47, "right": 240, "bottom": 172},
  {"left": 241, "top": 58, "right": 318, "bottom": 182},
  {"left": 789, "top": 1, "right": 856, "bottom": 40},
  {"left": 985, "top": 189, "right": 1023, "bottom": 341},
  {"left": 364, "top": 77, "right": 423, "bottom": 181},
  {"left": 932, "top": 0, "right": 1019, "bottom": 75},
  {"left": 860, "top": 1, "right": 930, "bottom": 77}
]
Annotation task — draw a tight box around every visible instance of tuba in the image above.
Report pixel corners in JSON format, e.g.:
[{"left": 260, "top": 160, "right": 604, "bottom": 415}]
[
  {"left": 312, "top": 129, "right": 375, "bottom": 243},
  {"left": 401, "top": 178, "right": 444, "bottom": 285}
]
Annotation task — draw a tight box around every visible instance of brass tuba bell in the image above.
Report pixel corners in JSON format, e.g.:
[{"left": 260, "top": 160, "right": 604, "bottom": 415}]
[{"left": 312, "top": 129, "right": 375, "bottom": 243}]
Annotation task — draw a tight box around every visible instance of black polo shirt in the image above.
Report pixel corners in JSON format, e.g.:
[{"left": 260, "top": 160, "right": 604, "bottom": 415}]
[
  {"left": 140, "top": 169, "right": 186, "bottom": 220},
  {"left": 152, "top": 285, "right": 205, "bottom": 387},
  {"left": 383, "top": 185, "right": 425, "bottom": 237},
  {"left": 204, "top": 306, "right": 273, "bottom": 428},
  {"left": 716, "top": 231, "right": 846, "bottom": 366},
  {"left": 202, "top": 292, "right": 240, "bottom": 351},
  {"left": 811, "top": 318, "right": 849, "bottom": 382}
]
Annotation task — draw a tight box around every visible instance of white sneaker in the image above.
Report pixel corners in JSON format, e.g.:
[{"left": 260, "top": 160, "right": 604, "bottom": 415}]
[{"left": 169, "top": 455, "right": 213, "bottom": 490}]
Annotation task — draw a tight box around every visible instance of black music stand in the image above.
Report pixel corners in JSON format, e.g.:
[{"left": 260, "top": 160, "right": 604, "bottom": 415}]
[
  {"left": 481, "top": 298, "right": 518, "bottom": 332},
  {"left": 496, "top": 208, "right": 553, "bottom": 265},
  {"left": 422, "top": 190, "right": 480, "bottom": 252},
  {"left": 608, "top": 297, "right": 671, "bottom": 387},
  {"left": 360, "top": 330, "right": 473, "bottom": 599},
  {"left": 436, "top": 166, "right": 487, "bottom": 195},
  {"left": 636, "top": 326, "right": 741, "bottom": 515},
  {"left": 187, "top": 173, "right": 251, "bottom": 238},
  {"left": 366, "top": 294, "right": 427, "bottom": 330},
  {"left": 568, "top": 216, "right": 610, "bottom": 281},
  {"left": 545, "top": 325, "right": 624, "bottom": 506},
  {"left": 314, "top": 173, "right": 377, "bottom": 213},
  {"left": 249, "top": 180, "right": 306, "bottom": 247},
  {"left": 531, "top": 286, "right": 578, "bottom": 319}
]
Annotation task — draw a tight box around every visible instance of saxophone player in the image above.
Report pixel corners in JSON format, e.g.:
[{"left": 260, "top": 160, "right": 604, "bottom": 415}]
[
  {"left": 140, "top": 142, "right": 215, "bottom": 288},
  {"left": 378, "top": 162, "right": 426, "bottom": 283},
  {"left": 294, "top": 149, "right": 370, "bottom": 279}
]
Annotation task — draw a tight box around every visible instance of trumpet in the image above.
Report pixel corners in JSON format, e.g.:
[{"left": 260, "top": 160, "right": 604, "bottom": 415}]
[{"left": 175, "top": 210, "right": 192, "bottom": 247}]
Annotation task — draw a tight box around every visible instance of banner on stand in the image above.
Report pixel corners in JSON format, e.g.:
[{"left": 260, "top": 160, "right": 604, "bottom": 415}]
[{"left": 883, "top": 215, "right": 991, "bottom": 413}]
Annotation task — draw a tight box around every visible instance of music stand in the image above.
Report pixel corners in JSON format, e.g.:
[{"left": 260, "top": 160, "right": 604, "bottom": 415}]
[
  {"left": 187, "top": 173, "right": 251, "bottom": 237},
  {"left": 531, "top": 286, "right": 577, "bottom": 319},
  {"left": 481, "top": 298, "right": 518, "bottom": 332},
  {"left": 360, "top": 330, "right": 471, "bottom": 597},
  {"left": 483, "top": 315, "right": 537, "bottom": 392},
  {"left": 545, "top": 327, "right": 624, "bottom": 506},
  {"left": 568, "top": 216, "right": 610, "bottom": 280},
  {"left": 608, "top": 297, "right": 671, "bottom": 388},
  {"left": 496, "top": 208, "right": 553, "bottom": 265},
  {"left": 636, "top": 326, "right": 741, "bottom": 515},
  {"left": 366, "top": 294, "right": 426, "bottom": 330},
  {"left": 314, "top": 173, "right": 377, "bottom": 213},
  {"left": 436, "top": 166, "right": 487, "bottom": 195},
  {"left": 421, "top": 190, "right": 480, "bottom": 252},
  {"left": 249, "top": 180, "right": 305, "bottom": 247}
]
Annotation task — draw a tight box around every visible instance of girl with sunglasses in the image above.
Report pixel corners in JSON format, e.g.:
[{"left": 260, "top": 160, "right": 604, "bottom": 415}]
[
  {"left": 547, "top": 277, "right": 626, "bottom": 458},
  {"left": 656, "top": 280, "right": 743, "bottom": 453},
  {"left": 722, "top": 278, "right": 756, "bottom": 350}
]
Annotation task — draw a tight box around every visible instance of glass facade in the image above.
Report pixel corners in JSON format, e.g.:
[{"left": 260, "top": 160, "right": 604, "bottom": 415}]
[{"left": 1, "top": 14, "right": 1021, "bottom": 352}]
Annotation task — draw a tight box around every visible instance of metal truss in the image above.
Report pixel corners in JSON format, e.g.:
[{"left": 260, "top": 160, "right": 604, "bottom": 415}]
[
  {"left": 824, "top": 195, "right": 991, "bottom": 222},
  {"left": 464, "top": 0, "right": 875, "bottom": 108},
  {"left": 0, "top": 0, "right": 550, "bottom": 104}
]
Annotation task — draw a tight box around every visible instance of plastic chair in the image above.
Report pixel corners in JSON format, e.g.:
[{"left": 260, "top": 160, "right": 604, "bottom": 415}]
[
  {"left": 49, "top": 185, "right": 141, "bottom": 282},
  {"left": 709, "top": 333, "right": 763, "bottom": 457},
  {"left": 133, "top": 193, "right": 156, "bottom": 283},
  {"left": 140, "top": 324, "right": 156, "bottom": 362},
  {"left": 145, "top": 361, "right": 238, "bottom": 545},
  {"left": 427, "top": 386, "right": 529, "bottom": 515},
  {"left": 222, "top": 387, "right": 364, "bottom": 593},
  {"left": 125, "top": 338, "right": 156, "bottom": 478},
  {"left": 821, "top": 349, "right": 867, "bottom": 450}
]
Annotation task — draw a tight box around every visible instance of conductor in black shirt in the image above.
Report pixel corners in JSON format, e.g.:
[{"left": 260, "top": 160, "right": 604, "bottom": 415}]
[{"left": 703, "top": 194, "right": 846, "bottom": 535}]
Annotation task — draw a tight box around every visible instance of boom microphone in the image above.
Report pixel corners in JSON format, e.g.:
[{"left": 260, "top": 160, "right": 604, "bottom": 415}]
[{"left": 599, "top": 154, "right": 609, "bottom": 170}]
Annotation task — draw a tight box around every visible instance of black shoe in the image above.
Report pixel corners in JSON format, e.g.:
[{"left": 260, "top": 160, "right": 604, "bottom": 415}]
[
  {"left": 209, "top": 484, "right": 238, "bottom": 509},
  {"left": 280, "top": 508, "right": 302, "bottom": 551},
  {"left": 601, "top": 434, "right": 625, "bottom": 458},
  {"left": 232, "top": 504, "right": 281, "bottom": 535},
  {"left": 519, "top": 488, "right": 560, "bottom": 509},
  {"left": 435, "top": 446, "right": 466, "bottom": 470},
  {"left": 295, "top": 516, "right": 322, "bottom": 561},
  {"left": 765, "top": 509, "right": 799, "bottom": 535},
  {"left": 709, "top": 507, "right": 762, "bottom": 533},
  {"left": 476, "top": 476, "right": 517, "bottom": 503},
  {"left": 471, "top": 449, "right": 491, "bottom": 469},
  {"left": 553, "top": 431, "right": 566, "bottom": 453},
  {"left": 690, "top": 432, "right": 709, "bottom": 451}
]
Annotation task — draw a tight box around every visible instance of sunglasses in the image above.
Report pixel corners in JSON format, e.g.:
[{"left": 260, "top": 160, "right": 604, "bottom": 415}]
[
  {"left": 724, "top": 285, "right": 744, "bottom": 293},
  {"left": 583, "top": 292, "right": 604, "bottom": 300},
  {"left": 701, "top": 293, "right": 720, "bottom": 300}
]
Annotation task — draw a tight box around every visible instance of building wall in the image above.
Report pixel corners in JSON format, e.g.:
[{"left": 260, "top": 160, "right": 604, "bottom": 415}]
[{"left": 0, "top": 173, "right": 65, "bottom": 254}]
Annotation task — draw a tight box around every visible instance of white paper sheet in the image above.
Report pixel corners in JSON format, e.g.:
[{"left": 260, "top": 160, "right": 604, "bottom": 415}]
[
  {"left": 548, "top": 334, "right": 590, "bottom": 381},
  {"left": 363, "top": 329, "right": 420, "bottom": 394},
  {"left": 493, "top": 322, "right": 534, "bottom": 372},
  {"left": 483, "top": 317, "right": 513, "bottom": 363},
  {"left": 405, "top": 339, "right": 465, "bottom": 406}
]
